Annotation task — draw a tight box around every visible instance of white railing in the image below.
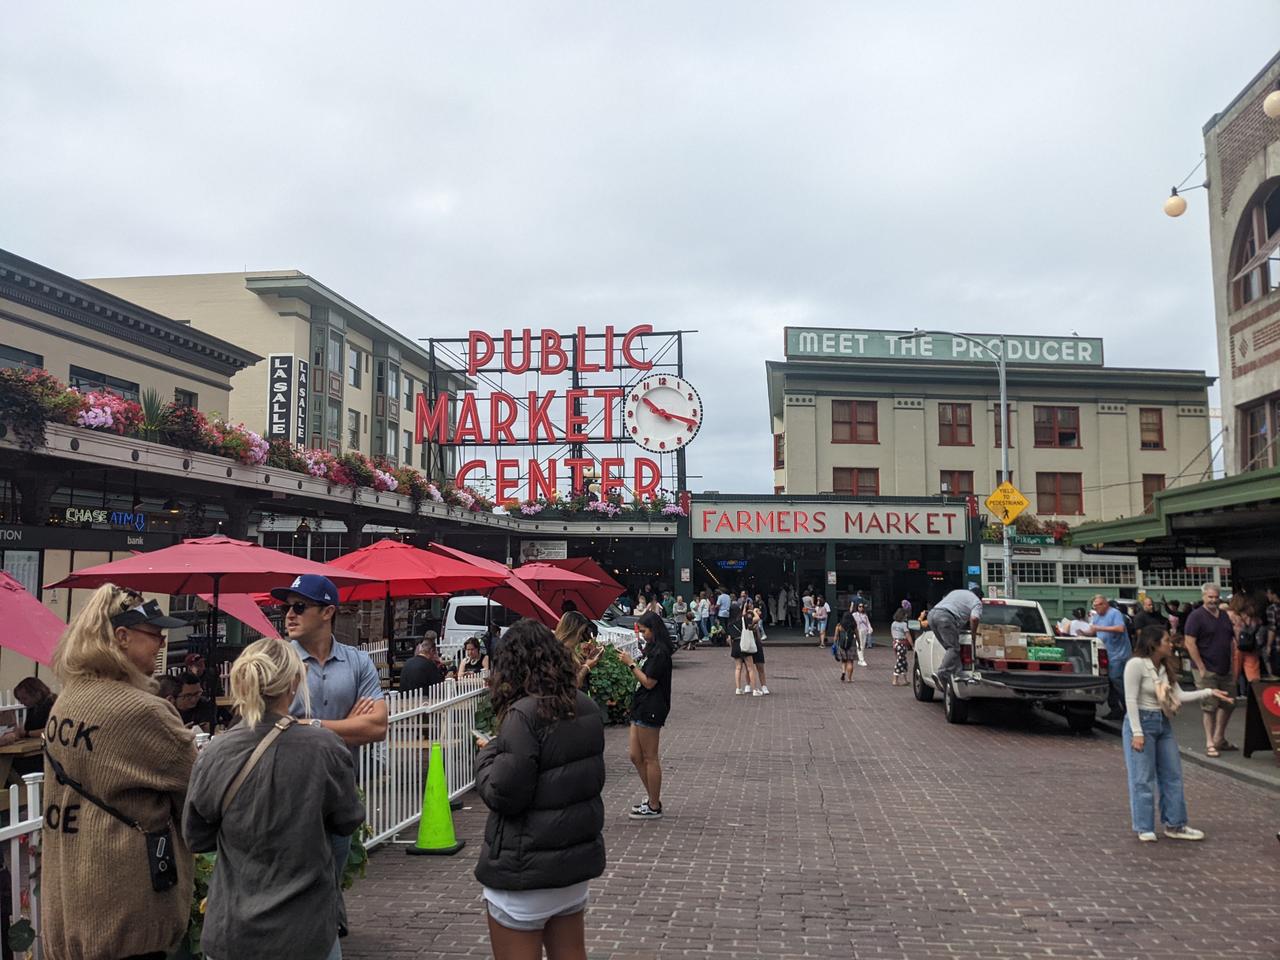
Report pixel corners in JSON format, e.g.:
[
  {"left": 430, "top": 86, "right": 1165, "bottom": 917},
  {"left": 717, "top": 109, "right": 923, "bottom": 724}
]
[
  {"left": 2, "top": 774, "right": 44, "bottom": 960},
  {"left": 356, "top": 675, "right": 489, "bottom": 849},
  {"left": 0, "top": 691, "right": 27, "bottom": 737}
]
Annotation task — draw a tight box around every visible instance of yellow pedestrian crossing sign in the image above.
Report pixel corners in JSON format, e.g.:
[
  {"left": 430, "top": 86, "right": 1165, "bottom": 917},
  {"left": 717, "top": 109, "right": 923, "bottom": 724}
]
[{"left": 985, "top": 482, "right": 1030, "bottom": 526}]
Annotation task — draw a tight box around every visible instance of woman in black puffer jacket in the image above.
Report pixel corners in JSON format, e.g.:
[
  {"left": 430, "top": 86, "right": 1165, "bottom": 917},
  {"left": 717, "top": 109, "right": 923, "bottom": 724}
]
[{"left": 474, "top": 617, "right": 606, "bottom": 958}]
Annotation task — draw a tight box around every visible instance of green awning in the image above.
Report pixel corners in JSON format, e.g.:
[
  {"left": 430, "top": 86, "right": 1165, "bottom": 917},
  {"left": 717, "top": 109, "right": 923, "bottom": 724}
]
[{"left": 1069, "top": 466, "right": 1280, "bottom": 576}]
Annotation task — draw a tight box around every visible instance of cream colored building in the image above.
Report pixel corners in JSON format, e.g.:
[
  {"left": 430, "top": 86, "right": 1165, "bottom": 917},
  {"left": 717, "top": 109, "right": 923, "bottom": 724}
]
[
  {"left": 768, "top": 328, "right": 1214, "bottom": 525},
  {"left": 1203, "top": 51, "right": 1280, "bottom": 474},
  {"left": 85, "top": 270, "right": 463, "bottom": 477}
]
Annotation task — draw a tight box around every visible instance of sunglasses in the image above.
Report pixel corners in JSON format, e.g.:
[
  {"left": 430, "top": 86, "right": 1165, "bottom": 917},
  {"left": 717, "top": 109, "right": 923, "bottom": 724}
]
[{"left": 285, "top": 601, "right": 324, "bottom": 615}]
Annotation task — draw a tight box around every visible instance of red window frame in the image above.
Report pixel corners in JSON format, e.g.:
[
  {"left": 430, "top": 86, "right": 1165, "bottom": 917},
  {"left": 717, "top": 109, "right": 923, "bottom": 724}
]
[
  {"left": 773, "top": 433, "right": 785, "bottom": 469},
  {"left": 1033, "top": 406, "right": 1081, "bottom": 449},
  {"left": 938, "top": 403, "right": 973, "bottom": 446},
  {"left": 940, "top": 470, "right": 974, "bottom": 497},
  {"left": 1139, "top": 408, "right": 1164, "bottom": 450},
  {"left": 993, "top": 406, "right": 1015, "bottom": 448},
  {"left": 1035, "top": 472, "right": 1083, "bottom": 515},
  {"left": 1141, "top": 474, "right": 1165, "bottom": 513},
  {"left": 834, "top": 467, "right": 880, "bottom": 496},
  {"left": 832, "top": 400, "right": 878, "bottom": 444}
]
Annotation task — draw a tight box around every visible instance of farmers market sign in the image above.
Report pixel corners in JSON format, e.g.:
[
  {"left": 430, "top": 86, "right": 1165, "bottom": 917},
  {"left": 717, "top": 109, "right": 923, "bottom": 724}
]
[
  {"left": 693, "top": 501, "right": 967, "bottom": 543},
  {"left": 784, "top": 328, "right": 1104, "bottom": 366}
]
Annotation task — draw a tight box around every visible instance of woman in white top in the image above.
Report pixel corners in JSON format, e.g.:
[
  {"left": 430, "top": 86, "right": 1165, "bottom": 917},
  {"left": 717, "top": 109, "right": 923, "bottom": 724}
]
[
  {"left": 852, "top": 604, "right": 872, "bottom": 667},
  {"left": 812, "top": 596, "right": 832, "bottom": 646},
  {"left": 1123, "top": 624, "right": 1231, "bottom": 842}
]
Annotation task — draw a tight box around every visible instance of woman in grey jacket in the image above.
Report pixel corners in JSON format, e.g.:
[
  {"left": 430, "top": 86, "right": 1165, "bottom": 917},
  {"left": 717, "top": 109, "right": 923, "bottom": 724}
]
[
  {"left": 183, "top": 639, "right": 364, "bottom": 960},
  {"left": 474, "top": 618, "right": 606, "bottom": 959}
]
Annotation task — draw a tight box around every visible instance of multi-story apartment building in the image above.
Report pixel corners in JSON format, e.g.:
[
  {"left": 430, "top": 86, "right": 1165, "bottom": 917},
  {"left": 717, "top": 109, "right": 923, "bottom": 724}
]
[
  {"left": 1203, "top": 50, "right": 1280, "bottom": 474},
  {"left": 84, "top": 270, "right": 464, "bottom": 478},
  {"left": 768, "top": 328, "right": 1215, "bottom": 525}
]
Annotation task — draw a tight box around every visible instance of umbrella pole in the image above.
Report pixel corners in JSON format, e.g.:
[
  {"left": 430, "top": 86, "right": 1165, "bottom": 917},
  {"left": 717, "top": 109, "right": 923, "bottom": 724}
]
[{"left": 208, "top": 574, "right": 221, "bottom": 660}]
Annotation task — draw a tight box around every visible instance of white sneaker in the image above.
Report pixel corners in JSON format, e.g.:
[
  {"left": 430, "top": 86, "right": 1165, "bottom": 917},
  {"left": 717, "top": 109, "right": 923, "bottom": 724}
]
[
  {"left": 1137, "top": 832, "right": 1158, "bottom": 842},
  {"left": 760, "top": 686, "right": 770, "bottom": 695},
  {"left": 735, "top": 687, "right": 745, "bottom": 695},
  {"left": 858, "top": 658, "right": 867, "bottom": 666},
  {"left": 752, "top": 688, "right": 764, "bottom": 697},
  {"left": 1164, "top": 825, "right": 1205, "bottom": 841}
]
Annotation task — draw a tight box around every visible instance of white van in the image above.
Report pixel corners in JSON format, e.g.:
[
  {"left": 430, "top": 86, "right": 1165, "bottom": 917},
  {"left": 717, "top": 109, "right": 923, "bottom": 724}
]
[{"left": 440, "top": 596, "right": 519, "bottom": 659}]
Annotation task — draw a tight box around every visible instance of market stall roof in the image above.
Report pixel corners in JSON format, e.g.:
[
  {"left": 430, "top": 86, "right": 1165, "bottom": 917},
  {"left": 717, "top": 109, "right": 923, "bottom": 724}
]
[{"left": 1068, "top": 466, "right": 1280, "bottom": 578}]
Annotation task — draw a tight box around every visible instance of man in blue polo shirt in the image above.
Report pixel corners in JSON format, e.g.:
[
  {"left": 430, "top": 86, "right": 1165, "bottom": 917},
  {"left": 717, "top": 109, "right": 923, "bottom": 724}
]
[
  {"left": 1086, "top": 593, "right": 1132, "bottom": 721},
  {"left": 275, "top": 574, "right": 387, "bottom": 938}
]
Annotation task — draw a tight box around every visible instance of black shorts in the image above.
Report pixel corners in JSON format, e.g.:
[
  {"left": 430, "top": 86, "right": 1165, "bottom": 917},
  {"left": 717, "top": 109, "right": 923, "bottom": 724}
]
[{"left": 730, "top": 637, "right": 765, "bottom": 664}]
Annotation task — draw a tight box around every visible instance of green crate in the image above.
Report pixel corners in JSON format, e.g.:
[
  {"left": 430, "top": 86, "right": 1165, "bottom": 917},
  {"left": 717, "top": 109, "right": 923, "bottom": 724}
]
[{"left": 1026, "top": 646, "right": 1066, "bottom": 661}]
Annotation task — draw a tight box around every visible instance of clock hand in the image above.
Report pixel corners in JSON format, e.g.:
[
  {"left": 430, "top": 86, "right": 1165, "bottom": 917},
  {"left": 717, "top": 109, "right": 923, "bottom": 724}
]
[{"left": 665, "top": 412, "right": 698, "bottom": 427}]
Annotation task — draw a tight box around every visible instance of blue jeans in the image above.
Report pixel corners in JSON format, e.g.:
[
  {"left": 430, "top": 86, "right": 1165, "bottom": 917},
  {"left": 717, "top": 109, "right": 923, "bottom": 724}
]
[
  {"left": 803, "top": 612, "right": 814, "bottom": 635},
  {"left": 1122, "top": 709, "right": 1188, "bottom": 834},
  {"left": 331, "top": 833, "right": 351, "bottom": 930}
]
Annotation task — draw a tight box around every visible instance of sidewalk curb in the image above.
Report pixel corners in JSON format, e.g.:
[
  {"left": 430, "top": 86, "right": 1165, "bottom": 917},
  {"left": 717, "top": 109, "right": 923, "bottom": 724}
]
[{"left": 1095, "top": 717, "right": 1280, "bottom": 793}]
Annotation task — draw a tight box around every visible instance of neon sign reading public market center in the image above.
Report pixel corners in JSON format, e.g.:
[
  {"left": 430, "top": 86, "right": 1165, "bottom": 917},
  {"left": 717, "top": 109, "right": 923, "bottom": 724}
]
[{"left": 415, "top": 325, "right": 702, "bottom": 502}]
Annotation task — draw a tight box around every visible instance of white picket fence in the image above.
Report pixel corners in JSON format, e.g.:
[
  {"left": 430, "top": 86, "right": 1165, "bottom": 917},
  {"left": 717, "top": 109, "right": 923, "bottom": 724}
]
[
  {"left": 2, "top": 774, "right": 44, "bottom": 960},
  {"left": 355, "top": 675, "right": 489, "bottom": 849}
]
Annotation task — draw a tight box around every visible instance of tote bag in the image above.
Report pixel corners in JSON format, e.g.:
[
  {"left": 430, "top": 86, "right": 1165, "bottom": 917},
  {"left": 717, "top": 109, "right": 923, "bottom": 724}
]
[{"left": 739, "top": 619, "right": 757, "bottom": 654}]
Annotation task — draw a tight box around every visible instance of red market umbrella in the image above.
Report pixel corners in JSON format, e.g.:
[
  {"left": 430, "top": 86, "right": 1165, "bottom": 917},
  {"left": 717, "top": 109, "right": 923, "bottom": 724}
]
[
  {"left": 326, "top": 540, "right": 507, "bottom": 603},
  {"left": 427, "top": 543, "right": 559, "bottom": 628},
  {"left": 521, "top": 558, "right": 626, "bottom": 619},
  {"left": 0, "top": 572, "right": 63, "bottom": 666},
  {"left": 198, "top": 593, "right": 281, "bottom": 640},
  {"left": 47, "top": 534, "right": 378, "bottom": 647}
]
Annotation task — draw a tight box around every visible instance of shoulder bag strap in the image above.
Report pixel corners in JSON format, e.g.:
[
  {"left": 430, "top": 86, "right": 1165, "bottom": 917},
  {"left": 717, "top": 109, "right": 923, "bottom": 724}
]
[
  {"left": 43, "top": 743, "right": 145, "bottom": 833},
  {"left": 221, "top": 716, "right": 295, "bottom": 815}
]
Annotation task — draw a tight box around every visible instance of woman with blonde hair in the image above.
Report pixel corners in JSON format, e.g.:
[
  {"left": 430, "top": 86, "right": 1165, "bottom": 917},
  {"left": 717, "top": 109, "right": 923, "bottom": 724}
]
[
  {"left": 555, "top": 610, "right": 602, "bottom": 690},
  {"left": 184, "top": 638, "right": 364, "bottom": 960},
  {"left": 42, "top": 583, "right": 196, "bottom": 960}
]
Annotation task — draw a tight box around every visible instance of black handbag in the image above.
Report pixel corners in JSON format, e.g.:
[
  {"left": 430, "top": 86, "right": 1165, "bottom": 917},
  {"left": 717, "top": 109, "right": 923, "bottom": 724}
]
[{"left": 1236, "top": 623, "right": 1259, "bottom": 653}]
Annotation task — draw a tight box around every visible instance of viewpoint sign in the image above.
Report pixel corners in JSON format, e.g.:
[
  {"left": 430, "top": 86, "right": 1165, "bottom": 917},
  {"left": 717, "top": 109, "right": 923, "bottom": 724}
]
[
  {"left": 692, "top": 501, "right": 968, "bottom": 543},
  {"left": 784, "top": 328, "right": 1104, "bottom": 367}
]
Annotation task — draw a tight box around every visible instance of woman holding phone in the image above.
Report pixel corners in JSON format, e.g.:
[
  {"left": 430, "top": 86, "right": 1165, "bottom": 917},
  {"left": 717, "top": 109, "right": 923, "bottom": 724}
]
[{"left": 618, "top": 611, "right": 674, "bottom": 821}]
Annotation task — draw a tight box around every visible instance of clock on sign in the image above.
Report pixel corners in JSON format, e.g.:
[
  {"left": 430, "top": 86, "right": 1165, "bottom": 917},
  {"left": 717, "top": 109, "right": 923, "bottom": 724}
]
[{"left": 626, "top": 376, "right": 703, "bottom": 453}]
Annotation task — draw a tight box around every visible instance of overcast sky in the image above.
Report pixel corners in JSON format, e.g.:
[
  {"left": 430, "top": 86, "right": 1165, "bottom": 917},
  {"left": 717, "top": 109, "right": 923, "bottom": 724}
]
[{"left": 3, "top": 3, "right": 1277, "bottom": 494}]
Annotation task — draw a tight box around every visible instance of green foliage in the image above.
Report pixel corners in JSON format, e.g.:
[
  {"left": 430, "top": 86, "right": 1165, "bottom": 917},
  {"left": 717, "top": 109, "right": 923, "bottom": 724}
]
[
  {"left": 0, "top": 367, "right": 85, "bottom": 448},
  {"left": 474, "top": 691, "right": 495, "bottom": 736},
  {"left": 8, "top": 917, "right": 34, "bottom": 952},
  {"left": 589, "top": 645, "right": 635, "bottom": 725},
  {"left": 140, "top": 387, "right": 167, "bottom": 441},
  {"left": 343, "top": 789, "right": 373, "bottom": 890}
]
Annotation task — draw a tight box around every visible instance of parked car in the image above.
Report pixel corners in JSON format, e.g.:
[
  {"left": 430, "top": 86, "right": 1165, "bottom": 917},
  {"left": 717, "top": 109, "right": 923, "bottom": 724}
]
[
  {"left": 911, "top": 597, "right": 1109, "bottom": 731},
  {"left": 599, "top": 603, "right": 680, "bottom": 648}
]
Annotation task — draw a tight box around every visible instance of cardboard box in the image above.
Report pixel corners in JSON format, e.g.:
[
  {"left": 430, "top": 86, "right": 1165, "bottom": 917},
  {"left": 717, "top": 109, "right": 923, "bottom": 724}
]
[
  {"left": 1004, "top": 644, "right": 1029, "bottom": 660},
  {"left": 1026, "top": 646, "right": 1065, "bottom": 661},
  {"left": 976, "top": 645, "right": 1005, "bottom": 660}
]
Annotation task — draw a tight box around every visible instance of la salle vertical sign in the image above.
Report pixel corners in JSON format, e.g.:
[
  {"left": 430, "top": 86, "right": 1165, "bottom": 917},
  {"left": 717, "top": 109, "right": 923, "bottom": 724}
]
[{"left": 267, "top": 355, "right": 293, "bottom": 439}]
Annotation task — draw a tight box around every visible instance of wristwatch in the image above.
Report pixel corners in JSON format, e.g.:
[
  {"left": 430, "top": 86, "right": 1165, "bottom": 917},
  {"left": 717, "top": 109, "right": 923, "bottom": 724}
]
[{"left": 308, "top": 719, "right": 323, "bottom": 729}]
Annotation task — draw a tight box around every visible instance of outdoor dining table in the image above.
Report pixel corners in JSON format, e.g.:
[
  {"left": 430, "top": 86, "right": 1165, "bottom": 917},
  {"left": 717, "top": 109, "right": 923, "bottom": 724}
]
[{"left": 0, "top": 738, "right": 43, "bottom": 787}]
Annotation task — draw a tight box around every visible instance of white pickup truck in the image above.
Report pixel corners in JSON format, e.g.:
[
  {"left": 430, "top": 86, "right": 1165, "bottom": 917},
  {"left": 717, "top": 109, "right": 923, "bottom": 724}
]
[{"left": 911, "top": 598, "right": 1110, "bottom": 731}]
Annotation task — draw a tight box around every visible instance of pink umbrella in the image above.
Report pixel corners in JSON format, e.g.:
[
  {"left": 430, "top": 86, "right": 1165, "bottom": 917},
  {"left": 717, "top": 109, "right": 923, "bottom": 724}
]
[
  {"left": 198, "top": 593, "right": 281, "bottom": 640},
  {"left": 0, "top": 572, "right": 62, "bottom": 666},
  {"left": 426, "top": 543, "right": 559, "bottom": 627}
]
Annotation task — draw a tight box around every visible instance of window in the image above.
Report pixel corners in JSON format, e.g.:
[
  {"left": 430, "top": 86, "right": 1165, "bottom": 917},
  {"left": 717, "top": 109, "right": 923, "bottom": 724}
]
[
  {"left": 386, "top": 425, "right": 397, "bottom": 462},
  {"left": 939, "top": 470, "right": 974, "bottom": 496},
  {"left": 348, "top": 347, "right": 362, "bottom": 388},
  {"left": 1142, "top": 474, "right": 1165, "bottom": 513},
  {"left": 420, "top": 443, "right": 429, "bottom": 470},
  {"left": 1139, "top": 408, "right": 1163, "bottom": 450},
  {"left": 1230, "top": 182, "right": 1280, "bottom": 310},
  {"left": 1143, "top": 565, "right": 1221, "bottom": 589},
  {"left": 995, "top": 470, "right": 1014, "bottom": 486},
  {"left": 0, "top": 345, "right": 42, "bottom": 371},
  {"left": 938, "top": 403, "right": 972, "bottom": 445},
  {"left": 347, "top": 408, "right": 360, "bottom": 449},
  {"left": 1033, "top": 406, "right": 1080, "bottom": 448},
  {"left": 993, "top": 406, "right": 1014, "bottom": 448},
  {"left": 1011, "top": 561, "right": 1058, "bottom": 584},
  {"left": 326, "top": 332, "right": 343, "bottom": 372},
  {"left": 773, "top": 434, "right": 785, "bottom": 469},
  {"left": 834, "top": 467, "right": 879, "bottom": 496},
  {"left": 403, "top": 429, "right": 412, "bottom": 464},
  {"left": 1242, "top": 402, "right": 1272, "bottom": 470},
  {"left": 774, "top": 485, "right": 785, "bottom": 495},
  {"left": 325, "top": 398, "right": 341, "bottom": 446},
  {"left": 832, "top": 400, "right": 877, "bottom": 443},
  {"left": 173, "top": 389, "right": 198, "bottom": 409},
  {"left": 388, "top": 365, "right": 400, "bottom": 402},
  {"left": 375, "top": 361, "right": 386, "bottom": 395},
  {"left": 1061, "top": 562, "right": 1137, "bottom": 586},
  {"left": 404, "top": 375, "right": 414, "bottom": 411},
  {"left": 1036, "top": 472, "right": 1083, "bottom": 515},
  {"left": 68, "top": 365, "right": 140, "bottom": 402}
]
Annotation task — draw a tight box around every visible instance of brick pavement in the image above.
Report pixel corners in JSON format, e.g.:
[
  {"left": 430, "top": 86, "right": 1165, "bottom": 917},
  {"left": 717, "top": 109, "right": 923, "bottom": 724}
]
[{"left": 343, "top": 643, "right": 1280, "bottom": 959}]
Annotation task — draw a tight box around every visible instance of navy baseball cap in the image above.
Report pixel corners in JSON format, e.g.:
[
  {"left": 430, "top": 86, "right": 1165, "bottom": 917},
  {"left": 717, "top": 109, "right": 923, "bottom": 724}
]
[
  {"left": 270, "top": 574, "right": 340, "bottom": 606},
  {"left": 110, "top": 598, "right": 188, "bottom": 630}
]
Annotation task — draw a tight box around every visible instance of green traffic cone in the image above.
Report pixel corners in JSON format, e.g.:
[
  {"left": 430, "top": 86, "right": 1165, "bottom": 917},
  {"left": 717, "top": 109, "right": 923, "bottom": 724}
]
[{"left": 406, "top": 742, "right": 466, "bottom": 856}]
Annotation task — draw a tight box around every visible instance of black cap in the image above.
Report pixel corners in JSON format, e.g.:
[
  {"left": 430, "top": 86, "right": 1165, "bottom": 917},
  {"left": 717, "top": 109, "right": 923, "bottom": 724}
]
[{"left": 110, "top": 598, "right": 188, "bottom": 630}]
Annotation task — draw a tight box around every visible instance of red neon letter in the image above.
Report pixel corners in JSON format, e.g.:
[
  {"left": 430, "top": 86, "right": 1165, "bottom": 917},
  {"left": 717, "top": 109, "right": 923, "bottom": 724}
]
[
  {"left": 467, "top": 331, "right": 494, "bottom": 376},
  {"left": 565, "top": 389, "right": 589, "bottom": 442},
  {"left": 601, "top": 457, "right": 626, "bottom": 497},
  {"left": 541, "top": 329, "right": 568, "bottom": 375},
  {"left": 502, "top": 329, "right": 533, "bottom": 374},
  {"left": 528, "top": 458, "right": 558, "bottom": 501},
  {"left": 574, "top": 326, "right": 600, "bottom": 373},
  {"left": 454, "top": 459, "right": 485, "bottom": 488},
  {"left": 700, "top": 509, "right": 716, "bottom": 533},
  {"left": 527, "top": 390, "right": 558, "bottom": 443},
  {"left": 603, "top": 326, "right": 616, "bottom": 372},
  {"left": 634, "top": 457, "right": 660, "bottom": 499},
  {"left": 813, "top": 511, "right": 827, "bottom": 533},
  {"left": 564, "top": 457, "right": 592, "bottom": 494},
  {"left": 415, "top": 392, "right": 451, "bottom": 445},
  {"left": 621, "top": 324, "right": 654, "bottom": 370},
  {"left": 495, "top": 459, "right": 519, "bottom": 504},
  {"left": 592, "top": 387, "right": 624, "bottom": 441},
  {"left": 452, "top": 393, "right": 485, "bottom": 444},
  {"left": 490, "top": 393, "right": 518, "bottom": 444}
]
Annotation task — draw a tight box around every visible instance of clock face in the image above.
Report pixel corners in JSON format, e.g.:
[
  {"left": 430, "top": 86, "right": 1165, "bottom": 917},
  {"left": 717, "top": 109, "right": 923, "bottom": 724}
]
[{"left": 625, "top": 376, "right": 703, "bottom": 453}]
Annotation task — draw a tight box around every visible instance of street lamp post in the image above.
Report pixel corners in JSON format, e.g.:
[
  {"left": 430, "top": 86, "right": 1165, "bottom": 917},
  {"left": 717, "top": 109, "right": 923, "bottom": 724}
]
[{"left": 898, "top": 329, "right": 1014, "bottom": 599}]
